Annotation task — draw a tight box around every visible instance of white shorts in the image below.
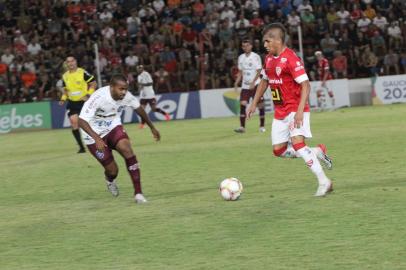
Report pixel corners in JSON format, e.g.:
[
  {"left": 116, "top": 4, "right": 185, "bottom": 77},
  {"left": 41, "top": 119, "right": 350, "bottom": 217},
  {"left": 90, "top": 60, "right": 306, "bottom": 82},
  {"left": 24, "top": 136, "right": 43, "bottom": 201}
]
[{"left": 271, "top": 112, "right": 312, "bottom": 145}]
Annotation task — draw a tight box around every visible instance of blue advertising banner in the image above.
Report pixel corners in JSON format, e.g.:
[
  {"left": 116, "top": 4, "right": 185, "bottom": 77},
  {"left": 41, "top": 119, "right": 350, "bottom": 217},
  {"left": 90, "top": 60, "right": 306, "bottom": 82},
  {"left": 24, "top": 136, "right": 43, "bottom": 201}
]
[{"left": 50, "top": 91, "right": 201, "bottom": 129}]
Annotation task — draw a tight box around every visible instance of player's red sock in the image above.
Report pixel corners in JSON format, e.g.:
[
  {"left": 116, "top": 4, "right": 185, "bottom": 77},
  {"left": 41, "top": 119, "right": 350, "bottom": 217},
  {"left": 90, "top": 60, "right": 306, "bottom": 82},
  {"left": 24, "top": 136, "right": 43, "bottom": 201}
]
[
  {"left": 259, "top": 107, "right": 265, "bottom": 127},
  {"left": 125, "top": 156, "right": 142, "bottom": 194},
  {"left": 240, "top": 105, "right": 246, "bottom": 128}
]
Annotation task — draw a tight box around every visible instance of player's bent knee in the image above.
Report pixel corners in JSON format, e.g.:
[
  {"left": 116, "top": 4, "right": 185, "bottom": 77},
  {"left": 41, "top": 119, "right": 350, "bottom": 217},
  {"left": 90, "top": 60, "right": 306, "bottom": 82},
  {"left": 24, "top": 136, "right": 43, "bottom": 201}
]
[{"left": 273, "top": 145, "right": 288, "bottom": 157}]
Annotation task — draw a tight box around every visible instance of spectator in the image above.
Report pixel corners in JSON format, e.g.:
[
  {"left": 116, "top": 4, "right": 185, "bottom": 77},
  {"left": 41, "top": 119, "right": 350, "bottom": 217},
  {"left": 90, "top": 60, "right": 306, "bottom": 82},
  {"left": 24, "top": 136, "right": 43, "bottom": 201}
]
[
  {"left": 235, "top": 13, "right": 251, "bottom": 38},
  {"left": 383, "top": 49, "right": 400, "bottom": 75},
  {"left": 1, "top": 48, "right": 15, "bottom": 65},
  {"left": 320, "top": 33, "right": 338, "bottom": 58},
  {"left": 372, "top": 12, "right": 388, "bottom": 31},
  {"left": 350, "top": 3, "right": 363, "bottom": 22},
  {"left": 297, "top": 0, "right": 312, "bottom": 15},
  {"left": 99, "top": 6, "right": 113, "bottom": 23},
  {"left": 125, "top": 51, "right": 139, "bottom": 69},
  {"left": 326, "top": 7, "right": 339, "bottom": 31},
  {"left": 362, "top": 46, "right": 380, "bottom": 76},
  {"left": 220, "top": 6, "right": 236, "bottom": 22},
  {"left": 183, "top": 63, "right": 199, "bottom": 91},
  {"left": 244, "top": 0, "right": 260, "bottom": 13},
  {"left": 154, "top": 66, "right": 172, "bottom": 93},
  {"left": 301, "top": 9, "right": 315, "bottom": 35},
  {"left": 126, "top": 10, "right": 141, "bottom": 39},
  {"left": 336, "top": 6, "right": 350, "bottom": 26},
  {"left": 357, "top": 13, "right": 371, "bottom": 33},
  {"left": 287, "top": 10, "right": 301, "bottom": 34},
  {"left": 153, "top": 0, "right": 165, "bottom": 15},
  {"left": 332, "top": 51, "right": 348, "bottom": 78},
  {"left": 364, "top": 4, "right": 377, "bottom": 20},
  {"left": 218, "top": 20, "right": 234, "bottom": 47},
  {"left": 387, "top": 21, "right": 402, "bottom": 50},
  {"left": 27, "top": 37, "right": 42, "bottom": 56},
  {"left": 371, "top": 31, "right": 386, "bottom": 57}
]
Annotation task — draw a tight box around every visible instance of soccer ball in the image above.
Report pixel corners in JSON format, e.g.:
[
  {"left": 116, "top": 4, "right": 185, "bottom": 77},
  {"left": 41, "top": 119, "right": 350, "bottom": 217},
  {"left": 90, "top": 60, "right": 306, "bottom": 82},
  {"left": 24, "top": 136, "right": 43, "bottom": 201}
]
[{"left": 219, "top": 178, "right": 243, "bottom": 201}]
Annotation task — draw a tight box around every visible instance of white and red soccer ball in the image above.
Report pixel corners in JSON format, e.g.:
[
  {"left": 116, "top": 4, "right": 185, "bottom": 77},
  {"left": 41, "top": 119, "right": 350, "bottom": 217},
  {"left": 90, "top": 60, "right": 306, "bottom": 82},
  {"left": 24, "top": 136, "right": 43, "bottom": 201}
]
[{"left": 219, "top": 177, "right": 243, "bottom": 201}]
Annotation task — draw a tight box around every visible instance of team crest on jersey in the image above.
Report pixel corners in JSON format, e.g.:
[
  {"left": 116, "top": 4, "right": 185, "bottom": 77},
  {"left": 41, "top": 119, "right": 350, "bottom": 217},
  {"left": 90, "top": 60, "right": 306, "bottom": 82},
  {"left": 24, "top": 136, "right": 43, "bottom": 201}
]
[
  {"left": 296, "top": 61, "right": 301, "bottom": 66},
  {"left": 276, "top": 67, "right": 282, "bottom": 76},
  {"left": 95, "top": 150, "right": 105, "bottom": 159},
  {"left": 281, "top": 58, "right": 287, "bottom": 63}
]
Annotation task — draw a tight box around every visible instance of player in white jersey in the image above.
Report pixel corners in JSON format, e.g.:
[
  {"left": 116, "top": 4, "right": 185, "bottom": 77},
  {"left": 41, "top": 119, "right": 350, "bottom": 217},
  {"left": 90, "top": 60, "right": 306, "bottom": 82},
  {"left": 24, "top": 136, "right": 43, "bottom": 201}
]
[
  {"left": 79, "top": 74, "right": 160, "bottom": 204},
  {"left": 136, "top": 65, "right": 170, "bottom": 128},
  {"left": 233, "top": 39, "right": 265, "bottom": 133}
]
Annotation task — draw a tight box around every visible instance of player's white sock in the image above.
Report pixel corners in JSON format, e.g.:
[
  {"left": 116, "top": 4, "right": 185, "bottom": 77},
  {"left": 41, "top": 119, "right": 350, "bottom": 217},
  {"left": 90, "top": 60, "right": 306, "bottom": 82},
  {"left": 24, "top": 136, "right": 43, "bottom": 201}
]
[{"left": 294, "top": 143, "right": 329, "bottom": 185}]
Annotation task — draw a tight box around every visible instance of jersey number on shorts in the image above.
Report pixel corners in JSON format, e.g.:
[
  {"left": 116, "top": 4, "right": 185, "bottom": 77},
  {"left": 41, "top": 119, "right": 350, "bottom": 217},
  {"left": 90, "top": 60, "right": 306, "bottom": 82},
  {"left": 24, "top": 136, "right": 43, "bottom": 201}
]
[{"left": 271, "top": 87, "right": 283, "bottom": 105}]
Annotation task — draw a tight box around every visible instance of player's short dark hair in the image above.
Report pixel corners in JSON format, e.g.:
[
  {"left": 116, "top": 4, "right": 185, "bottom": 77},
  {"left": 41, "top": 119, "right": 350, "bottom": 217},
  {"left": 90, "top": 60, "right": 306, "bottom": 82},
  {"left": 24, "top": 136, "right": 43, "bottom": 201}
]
[
  {"left": 262, "top": 23, "right": 287, "bottom": 44},
  {"left": 241, "top": 38, "right": 252, "bottom": 44},
  {"left": 110, "top": 74, "right": 128, "bottom": 85}
]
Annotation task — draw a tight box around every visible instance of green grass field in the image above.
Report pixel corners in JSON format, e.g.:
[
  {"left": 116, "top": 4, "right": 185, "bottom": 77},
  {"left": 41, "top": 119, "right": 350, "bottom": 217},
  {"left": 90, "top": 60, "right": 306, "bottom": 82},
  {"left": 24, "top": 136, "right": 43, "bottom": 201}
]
[{"left": 1, "top": 105, "right": 406, "bottom": 270}]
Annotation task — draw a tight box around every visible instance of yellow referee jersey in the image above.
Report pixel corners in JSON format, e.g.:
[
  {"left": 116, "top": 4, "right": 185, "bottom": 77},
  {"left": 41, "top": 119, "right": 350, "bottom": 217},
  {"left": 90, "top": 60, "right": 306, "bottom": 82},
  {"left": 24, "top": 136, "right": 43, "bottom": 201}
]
[{"left": 62, "top": 68, "right": 95, "bottom": 101}]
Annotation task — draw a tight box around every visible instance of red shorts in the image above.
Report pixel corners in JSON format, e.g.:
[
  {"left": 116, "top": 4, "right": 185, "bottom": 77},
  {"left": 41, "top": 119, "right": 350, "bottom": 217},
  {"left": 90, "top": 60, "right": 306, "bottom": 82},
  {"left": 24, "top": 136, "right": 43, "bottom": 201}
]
[
  {"left": 87, "top": 125, "right": 129, "bottom": 166},
  {"left": 140, "top": 98, "right": 157, "bottom": 106},
  {"left": 240, "top": 87, "right": 264, "bottom": 103}
]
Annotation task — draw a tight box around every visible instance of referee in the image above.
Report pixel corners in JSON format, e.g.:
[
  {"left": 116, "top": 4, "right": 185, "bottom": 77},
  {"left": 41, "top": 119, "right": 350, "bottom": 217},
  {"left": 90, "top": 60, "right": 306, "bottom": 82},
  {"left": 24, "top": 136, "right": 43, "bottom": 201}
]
[{"left": 59, "top": 56, "right": 97, "bottom": 153}]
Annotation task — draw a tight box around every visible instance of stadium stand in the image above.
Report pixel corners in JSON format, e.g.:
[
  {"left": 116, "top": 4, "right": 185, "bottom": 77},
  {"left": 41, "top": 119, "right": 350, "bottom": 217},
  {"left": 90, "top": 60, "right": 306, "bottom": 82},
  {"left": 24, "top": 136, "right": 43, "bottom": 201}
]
[{"left": 0, "top": 0, "right": 405, "bottom": 104}]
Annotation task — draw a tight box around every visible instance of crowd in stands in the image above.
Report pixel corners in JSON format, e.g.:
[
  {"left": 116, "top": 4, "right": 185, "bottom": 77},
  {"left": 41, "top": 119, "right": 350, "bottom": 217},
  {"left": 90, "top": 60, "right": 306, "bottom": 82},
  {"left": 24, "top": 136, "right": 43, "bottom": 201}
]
[{"left": 0, "top": 0, "right": 406, "bottom": 104}]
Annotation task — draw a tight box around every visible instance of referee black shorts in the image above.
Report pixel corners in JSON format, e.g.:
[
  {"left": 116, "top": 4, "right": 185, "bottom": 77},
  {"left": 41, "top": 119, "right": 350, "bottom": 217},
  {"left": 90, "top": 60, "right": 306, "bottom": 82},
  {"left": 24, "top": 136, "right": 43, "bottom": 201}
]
[{"left": 66, "top": 100, "right": 85, "bottom": 117}]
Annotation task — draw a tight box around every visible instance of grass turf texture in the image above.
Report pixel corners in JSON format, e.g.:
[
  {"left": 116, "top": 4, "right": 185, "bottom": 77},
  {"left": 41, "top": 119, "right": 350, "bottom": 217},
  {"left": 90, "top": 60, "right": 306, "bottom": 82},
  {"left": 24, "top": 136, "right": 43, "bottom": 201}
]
[{"left": 0, "top": 104, "right": 405, "bottom": 270}]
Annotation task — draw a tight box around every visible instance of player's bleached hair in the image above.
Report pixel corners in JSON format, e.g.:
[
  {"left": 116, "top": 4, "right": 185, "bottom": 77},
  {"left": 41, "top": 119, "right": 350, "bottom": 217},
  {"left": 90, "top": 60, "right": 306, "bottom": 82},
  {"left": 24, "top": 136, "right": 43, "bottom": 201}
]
[
  {"left": 262, "top": 23, "right": 287, "bottom": 44},
  {"left": 110, "top": 74, "right": 128, "bottom": 85}
]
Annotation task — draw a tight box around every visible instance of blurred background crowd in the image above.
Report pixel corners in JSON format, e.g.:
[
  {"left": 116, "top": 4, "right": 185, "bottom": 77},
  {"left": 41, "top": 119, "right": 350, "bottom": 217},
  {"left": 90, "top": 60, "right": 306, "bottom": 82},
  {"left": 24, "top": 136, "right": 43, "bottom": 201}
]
[{"left": 0, "top": 0, "right": 406, "bottom": 104}]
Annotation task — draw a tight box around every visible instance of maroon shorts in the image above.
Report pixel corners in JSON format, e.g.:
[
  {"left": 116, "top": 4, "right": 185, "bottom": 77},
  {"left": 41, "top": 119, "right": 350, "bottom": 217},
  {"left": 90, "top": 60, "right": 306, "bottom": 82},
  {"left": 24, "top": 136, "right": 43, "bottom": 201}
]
[
  {"left": 87, "top": 125, "right": 129, "bottom": 166},
  {"left": 240, "top": 87, "right": 264, "bottom": 103},
  {"left": 140, "top": 98, "right": 157, "bottom": 106}
]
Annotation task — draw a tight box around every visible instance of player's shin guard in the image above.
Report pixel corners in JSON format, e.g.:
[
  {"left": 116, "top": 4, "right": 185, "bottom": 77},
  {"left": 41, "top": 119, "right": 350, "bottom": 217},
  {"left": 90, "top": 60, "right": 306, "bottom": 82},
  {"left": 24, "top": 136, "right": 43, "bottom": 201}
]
[
  {"left": 72, "top": 129, "right": 85, "bottom": 150},
  {"left": 125, "top": 156, "right": 142, "bottom": 194},
  {"left": 259, "top": 107, "right": 265, "bottom": 127},
  {"left": 293, "top": 142, "right": 329, "bottom": 185},
  {"left": 240, "top": 105, "right": 246, "bottom": 128},
  {"left": 273, "top": 145, "right": 300, "bottom": 158}
]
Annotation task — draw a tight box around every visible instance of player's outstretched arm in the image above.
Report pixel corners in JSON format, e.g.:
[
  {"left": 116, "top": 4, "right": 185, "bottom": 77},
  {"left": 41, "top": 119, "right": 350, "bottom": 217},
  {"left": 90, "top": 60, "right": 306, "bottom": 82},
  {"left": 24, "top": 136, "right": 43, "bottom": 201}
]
[
  {"left": 247, "top": 79, "right": 267, "bottom": 119},
  {"left": 78, "top": 118, "right": 107, "bottom": 151},
  {"left": 135, "top": 107, "right": 161, "bottom": 141}
]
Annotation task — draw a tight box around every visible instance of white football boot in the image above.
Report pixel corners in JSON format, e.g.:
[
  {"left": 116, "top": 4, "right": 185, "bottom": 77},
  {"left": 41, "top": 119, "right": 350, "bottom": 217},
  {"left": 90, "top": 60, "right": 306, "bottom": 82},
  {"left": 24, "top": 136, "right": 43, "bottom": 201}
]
[
  {"left": 259, "top": 126, "right": 266, "bottom": 133},
  {"left": 234, "top": 127, "right": 246, "bottom": 133},
  {"left": 314, "top": 180, "right": 333, "bottom": 197},
  {"left": 106, "top": 180, "right": 119, "bottom": 197},
  {"left": 135, "top": 193, "right": 148, "bottom": 204}
]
